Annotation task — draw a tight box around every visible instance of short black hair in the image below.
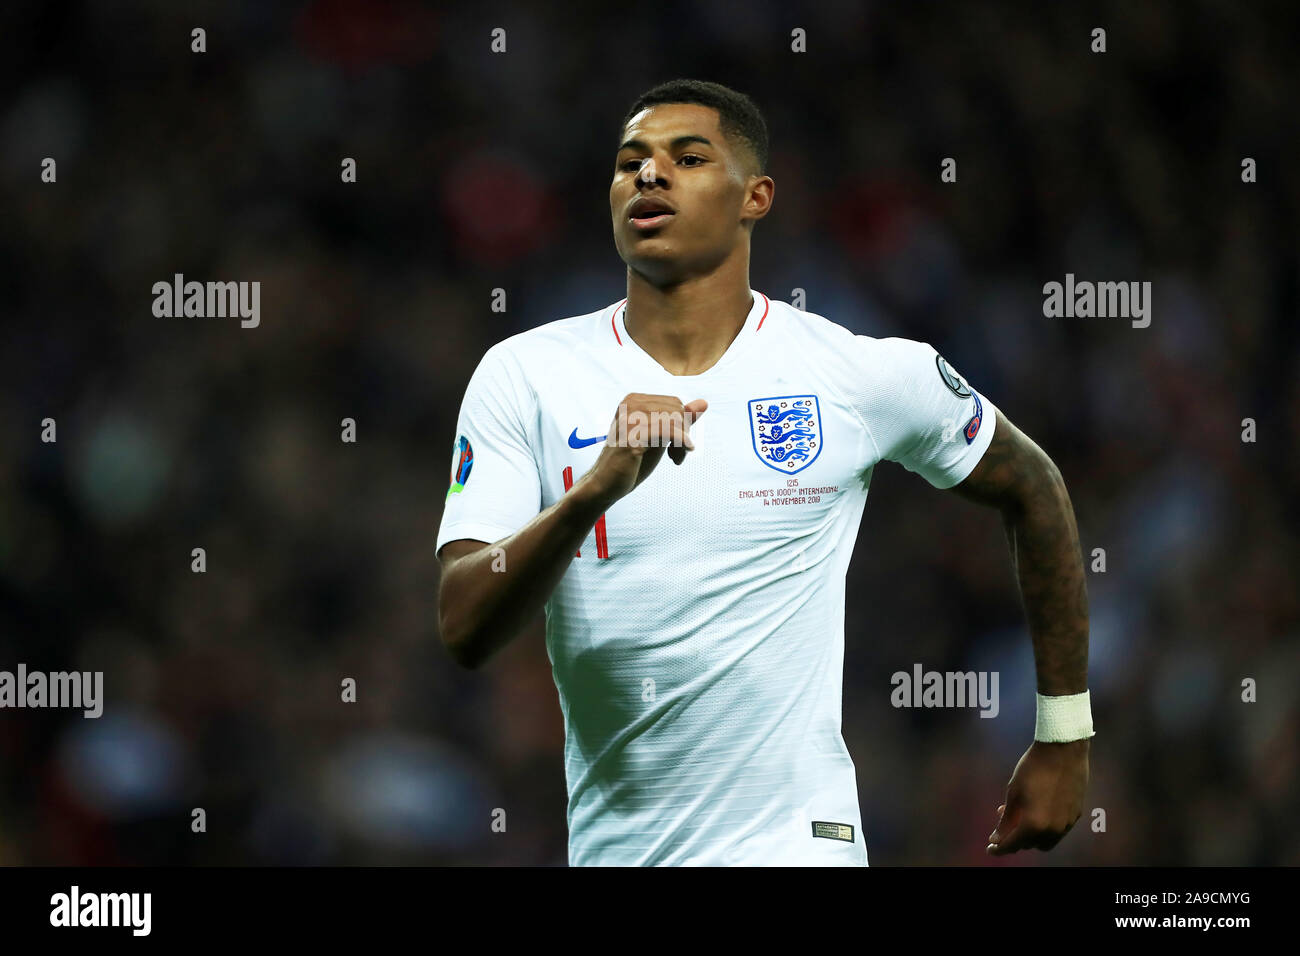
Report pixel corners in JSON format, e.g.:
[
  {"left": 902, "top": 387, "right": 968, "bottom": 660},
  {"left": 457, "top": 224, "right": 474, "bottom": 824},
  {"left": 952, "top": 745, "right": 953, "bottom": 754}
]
[{"left": 621, "top": 79, "right": 769, "bottom": 177}]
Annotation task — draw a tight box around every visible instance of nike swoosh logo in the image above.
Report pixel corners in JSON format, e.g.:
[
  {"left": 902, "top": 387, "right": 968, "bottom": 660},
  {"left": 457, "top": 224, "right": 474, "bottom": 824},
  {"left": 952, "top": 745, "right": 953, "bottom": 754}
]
[{"left": 568, "top": 428, "right": 607, "bottom": 449}]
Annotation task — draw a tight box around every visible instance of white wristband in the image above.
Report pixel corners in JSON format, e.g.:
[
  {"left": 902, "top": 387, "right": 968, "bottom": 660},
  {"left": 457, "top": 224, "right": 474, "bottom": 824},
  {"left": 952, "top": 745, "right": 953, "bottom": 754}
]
[{"left": 1034, "top": 691, "right": 1095, "bottom": 742}]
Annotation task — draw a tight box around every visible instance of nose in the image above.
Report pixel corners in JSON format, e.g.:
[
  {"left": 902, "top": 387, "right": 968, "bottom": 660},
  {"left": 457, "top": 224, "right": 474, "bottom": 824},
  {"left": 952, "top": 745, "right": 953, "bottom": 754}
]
[{"left": 637, "top": 156, "right": 659, "bottom": 186}]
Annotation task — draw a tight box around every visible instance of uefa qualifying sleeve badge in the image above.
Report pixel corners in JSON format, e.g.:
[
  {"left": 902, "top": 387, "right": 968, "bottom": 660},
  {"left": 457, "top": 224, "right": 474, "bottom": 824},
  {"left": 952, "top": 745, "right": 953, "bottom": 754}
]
[
  {"left": 936, "top": 355, "right": 983, "bottom": 443},
  {"left": 935, "top": 354, "right": 972, "bottom": 397}
]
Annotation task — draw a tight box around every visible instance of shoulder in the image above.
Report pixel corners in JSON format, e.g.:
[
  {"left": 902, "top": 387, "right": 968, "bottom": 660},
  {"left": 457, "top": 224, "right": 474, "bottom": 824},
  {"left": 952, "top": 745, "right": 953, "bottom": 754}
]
[
  {"left": 767, "top": 300, "right": 935, "bottom": 382},
  {"left": 484, "top": 302, "right": 614, "bottom": 370},
  {"left": 764, "top": 299, "right": 860, "bottom": 346},
  {"left": 461, "top": 302, "right": 622, "bottom": 415}
]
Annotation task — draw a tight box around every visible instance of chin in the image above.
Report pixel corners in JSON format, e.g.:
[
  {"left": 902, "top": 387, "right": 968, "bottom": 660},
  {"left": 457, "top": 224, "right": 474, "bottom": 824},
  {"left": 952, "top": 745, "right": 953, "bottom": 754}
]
[
  {"left": 627, "top": 256, "right": 688, "bottom": 286},
  {"left": 622, "top": 241, "right": 678, "bottom": 265}
]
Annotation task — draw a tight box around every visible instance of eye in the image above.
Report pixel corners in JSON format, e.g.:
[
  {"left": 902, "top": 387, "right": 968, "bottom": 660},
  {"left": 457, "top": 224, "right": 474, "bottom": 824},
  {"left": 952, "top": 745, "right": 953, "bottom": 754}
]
[{"left": 618, "top": 155, "right": 705, "bottom": 172}]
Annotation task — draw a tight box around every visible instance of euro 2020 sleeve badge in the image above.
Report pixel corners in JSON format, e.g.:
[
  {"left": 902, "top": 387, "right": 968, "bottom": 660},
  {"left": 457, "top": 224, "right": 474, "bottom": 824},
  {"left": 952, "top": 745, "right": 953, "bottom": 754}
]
[{"left": 447, "top": 435, "right": 473, "bottom": 500}]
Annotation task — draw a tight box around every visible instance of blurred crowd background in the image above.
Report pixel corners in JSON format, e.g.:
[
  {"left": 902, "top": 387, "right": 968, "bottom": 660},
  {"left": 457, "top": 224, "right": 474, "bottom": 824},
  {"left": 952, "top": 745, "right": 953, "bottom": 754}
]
[{"left": 2, "top": 0, "right": 1296, "bottom": 865}]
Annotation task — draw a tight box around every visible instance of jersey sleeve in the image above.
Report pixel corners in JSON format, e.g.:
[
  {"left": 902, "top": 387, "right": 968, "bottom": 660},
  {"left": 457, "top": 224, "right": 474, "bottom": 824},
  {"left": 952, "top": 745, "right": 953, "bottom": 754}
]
[
  {"left": 436, "top": 342, "right": 543, "bottom": 556},
  {"left": 860, "top": 337, "right": 999, "bottom": 490}
]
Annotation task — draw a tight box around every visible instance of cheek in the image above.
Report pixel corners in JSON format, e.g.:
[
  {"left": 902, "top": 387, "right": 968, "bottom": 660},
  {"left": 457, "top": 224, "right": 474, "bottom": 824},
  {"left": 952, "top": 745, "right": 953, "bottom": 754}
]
[{"left": 700, "top": 194, "right": 738, "bottom": 236}]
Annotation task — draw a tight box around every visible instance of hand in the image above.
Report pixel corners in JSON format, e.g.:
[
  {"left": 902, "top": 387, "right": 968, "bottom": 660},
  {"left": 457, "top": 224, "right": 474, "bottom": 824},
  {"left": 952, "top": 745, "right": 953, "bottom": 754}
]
[
  {"left": 987, "top": 738, "right": 1090, "bottom": 856},
  {"left": 580, "top": 393, "right": 708, "bottom": 507}
]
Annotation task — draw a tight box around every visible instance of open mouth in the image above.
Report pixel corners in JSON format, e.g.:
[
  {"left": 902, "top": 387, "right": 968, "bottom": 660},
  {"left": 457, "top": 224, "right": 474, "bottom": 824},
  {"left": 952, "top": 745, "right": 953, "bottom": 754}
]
[{"left": 627, "top": 196, "right": 677, "bottom": 229}]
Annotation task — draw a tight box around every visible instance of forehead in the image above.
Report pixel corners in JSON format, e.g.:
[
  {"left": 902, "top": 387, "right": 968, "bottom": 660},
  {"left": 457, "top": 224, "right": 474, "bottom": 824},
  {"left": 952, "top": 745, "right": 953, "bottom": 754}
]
[{"left": 621, "top": 103, "right": 725, "bottom": 147}]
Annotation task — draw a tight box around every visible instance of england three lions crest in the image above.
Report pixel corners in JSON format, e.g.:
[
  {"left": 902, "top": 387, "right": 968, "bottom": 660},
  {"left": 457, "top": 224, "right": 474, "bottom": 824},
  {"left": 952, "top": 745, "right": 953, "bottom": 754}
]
[{"left": 748, "top": 395, "right": 823, "bottom": 474}]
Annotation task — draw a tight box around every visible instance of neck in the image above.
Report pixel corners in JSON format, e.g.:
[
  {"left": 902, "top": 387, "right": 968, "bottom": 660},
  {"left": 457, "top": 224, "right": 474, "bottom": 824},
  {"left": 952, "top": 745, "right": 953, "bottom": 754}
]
[{"left": 624, "top": 259, "right": 754, "bottom": 377}]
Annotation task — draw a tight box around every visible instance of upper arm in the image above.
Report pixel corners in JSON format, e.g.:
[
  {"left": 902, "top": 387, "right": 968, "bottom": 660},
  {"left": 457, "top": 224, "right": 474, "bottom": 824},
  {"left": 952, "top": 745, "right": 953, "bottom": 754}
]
[
  {"left": 435, "top": 343, "right": 544, "bottom": 557},
  {"left": 437, "top": 538, "right": 490, "bottom": 570},
  {"left": 862, "top": 337, "right": 1000, "bottom": 490},
  {"left": 949, "top": 410, "right": 1060, "bottom": 512}
]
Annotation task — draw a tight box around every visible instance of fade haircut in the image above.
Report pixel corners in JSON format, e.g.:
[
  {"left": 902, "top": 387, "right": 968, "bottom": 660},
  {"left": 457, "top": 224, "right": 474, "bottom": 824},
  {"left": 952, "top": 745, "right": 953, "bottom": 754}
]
[{"left": 621, "top": 79, "right": 769, "bottom": 177}]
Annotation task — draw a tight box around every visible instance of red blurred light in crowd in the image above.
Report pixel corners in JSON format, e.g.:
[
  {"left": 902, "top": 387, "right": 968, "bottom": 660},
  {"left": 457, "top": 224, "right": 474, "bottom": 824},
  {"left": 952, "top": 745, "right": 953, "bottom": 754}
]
[
  {"left": 826, "top": 179, "right": 923, "bottom": 261},
  {"left": 441, "top": 151, "right": 562, "bottom": 265},
  {"left": 295, "top": 0, "right": 439, "bottom": 69}
]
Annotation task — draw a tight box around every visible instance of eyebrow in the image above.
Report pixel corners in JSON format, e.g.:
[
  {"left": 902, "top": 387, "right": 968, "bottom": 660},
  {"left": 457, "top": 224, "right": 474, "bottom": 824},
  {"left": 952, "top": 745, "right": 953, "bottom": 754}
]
[{"left": 617, "top": 134, "right": 716, "bottom": 154}]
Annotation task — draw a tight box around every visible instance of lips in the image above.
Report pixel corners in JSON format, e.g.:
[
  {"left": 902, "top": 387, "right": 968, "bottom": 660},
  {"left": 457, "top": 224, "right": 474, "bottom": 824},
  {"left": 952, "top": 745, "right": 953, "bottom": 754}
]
[{"left": 628, "top": 196, "right": 676, "bottom": 220}]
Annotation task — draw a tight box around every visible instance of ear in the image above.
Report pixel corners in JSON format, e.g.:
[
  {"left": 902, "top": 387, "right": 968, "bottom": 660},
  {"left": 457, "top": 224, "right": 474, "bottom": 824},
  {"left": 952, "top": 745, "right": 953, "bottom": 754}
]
[{"left": 743, "top": 175, "right": 775, "bottom": 224}]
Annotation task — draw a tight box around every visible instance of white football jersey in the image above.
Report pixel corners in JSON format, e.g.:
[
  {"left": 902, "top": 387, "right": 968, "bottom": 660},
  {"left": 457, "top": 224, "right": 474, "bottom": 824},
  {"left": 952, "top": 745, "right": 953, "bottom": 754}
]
[{"left": 437, "top": 289, "right": 999, "bottom": 866}]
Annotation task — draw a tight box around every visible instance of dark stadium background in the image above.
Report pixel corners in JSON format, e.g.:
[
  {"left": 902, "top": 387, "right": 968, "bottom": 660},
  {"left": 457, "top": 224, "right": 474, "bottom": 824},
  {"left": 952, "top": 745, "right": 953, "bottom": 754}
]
[{"left": 2, "top": 0, "right": 1296, "bottom": 865}]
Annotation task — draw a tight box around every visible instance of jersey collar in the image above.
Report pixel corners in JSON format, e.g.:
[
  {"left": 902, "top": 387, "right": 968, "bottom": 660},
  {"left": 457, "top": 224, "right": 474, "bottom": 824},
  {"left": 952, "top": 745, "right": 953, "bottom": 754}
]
[{"left": 607, "top": 290, "right": 771, "bottom": 380}]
